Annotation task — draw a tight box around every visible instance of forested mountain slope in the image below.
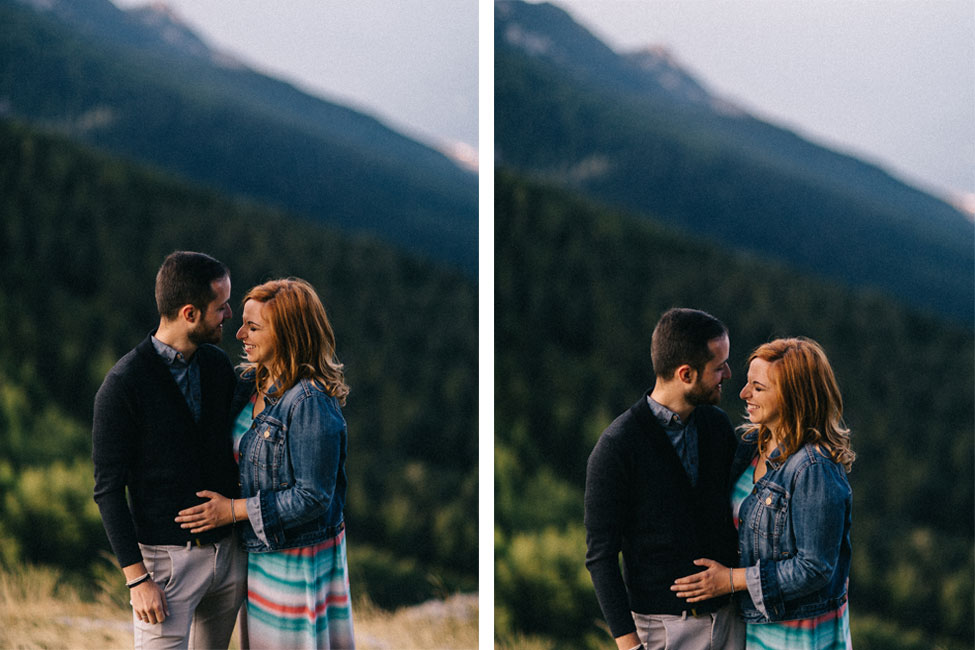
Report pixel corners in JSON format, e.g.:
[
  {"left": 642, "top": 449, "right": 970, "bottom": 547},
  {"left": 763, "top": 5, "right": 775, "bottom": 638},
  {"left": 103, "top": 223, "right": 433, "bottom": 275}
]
[
  {"left": 0, "top": 118, "right": 478, "bottom": 606},
  {"left": 1, "top": 0, "right": 477, "bottom": 272},
  {"left": 495, "top": 0, "right": 973, "bottom": 321},
  {"left": 494, "top": 169, "right": 973, "bottom": 650}
]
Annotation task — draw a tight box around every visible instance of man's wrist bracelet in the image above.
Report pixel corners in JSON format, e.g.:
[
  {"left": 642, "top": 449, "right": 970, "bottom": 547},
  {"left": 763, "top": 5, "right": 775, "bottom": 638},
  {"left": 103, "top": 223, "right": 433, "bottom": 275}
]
[
  {"left": 231, "top": 498, "right": 237, "bottom": 524},
  {"left": 126, "top": 573, "right": 151, "bottom": 589},
  {"left": 729, "top": 568, "right": 735, "bottom": 594}
]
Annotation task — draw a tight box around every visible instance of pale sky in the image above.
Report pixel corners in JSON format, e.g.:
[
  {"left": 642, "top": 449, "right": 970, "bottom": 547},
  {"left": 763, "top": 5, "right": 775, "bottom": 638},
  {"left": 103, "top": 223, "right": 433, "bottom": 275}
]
[
  {"left": 110, "top": 0, "right": 479, "bottom": 164},
  {"left": 106, "top": 1, "right": 973, "bottom": 208},
  {"left": 549, "top": 0, "right": 975, "bottom": 208}
]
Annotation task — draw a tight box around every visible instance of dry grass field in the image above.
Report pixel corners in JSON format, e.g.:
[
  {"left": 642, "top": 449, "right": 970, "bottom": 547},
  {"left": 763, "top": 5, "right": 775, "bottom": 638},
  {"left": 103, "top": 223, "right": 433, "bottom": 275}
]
[{"left": 0, "top": 564, "right": 477, "bottom": 650}]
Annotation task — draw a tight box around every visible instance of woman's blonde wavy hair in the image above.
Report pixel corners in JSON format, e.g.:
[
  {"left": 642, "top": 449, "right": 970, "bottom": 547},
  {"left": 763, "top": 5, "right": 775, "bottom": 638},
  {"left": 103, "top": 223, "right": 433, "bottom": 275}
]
[
  {"left": 239, "top": 278, "right": 349, "bottom": 405},
  {"left": 740, "top": 337, "right": 854, "bottom": 473}
]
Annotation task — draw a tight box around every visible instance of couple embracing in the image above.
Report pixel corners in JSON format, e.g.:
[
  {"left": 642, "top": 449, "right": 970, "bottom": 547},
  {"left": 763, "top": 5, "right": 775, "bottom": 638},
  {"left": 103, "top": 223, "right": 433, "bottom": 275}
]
[
  {"left": 92, "top": 251, "right": 355, "bottom": 649},
  {"left": 585, "top": 308, "right": 855, "bottom": 650}
]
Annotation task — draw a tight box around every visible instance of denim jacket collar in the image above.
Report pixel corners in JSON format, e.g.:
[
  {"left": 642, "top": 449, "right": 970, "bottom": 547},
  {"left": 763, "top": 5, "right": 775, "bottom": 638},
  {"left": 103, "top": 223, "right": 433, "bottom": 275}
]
[
  {"left": 739, "top": 429, "right": 784, "bottom": 467},
  {"left": 236, "top": 367, "right": 284, "bottom": 406}
]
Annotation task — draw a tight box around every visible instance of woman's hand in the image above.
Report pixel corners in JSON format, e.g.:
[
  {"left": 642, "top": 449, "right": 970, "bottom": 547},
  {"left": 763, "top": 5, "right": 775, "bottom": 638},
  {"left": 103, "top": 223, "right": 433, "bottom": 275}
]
[
  {"left": 175, "top": 490, "right": 232, "bottom": 533},
  {"left": 671, "top": 558, "right": 732, "bottom": 602}
]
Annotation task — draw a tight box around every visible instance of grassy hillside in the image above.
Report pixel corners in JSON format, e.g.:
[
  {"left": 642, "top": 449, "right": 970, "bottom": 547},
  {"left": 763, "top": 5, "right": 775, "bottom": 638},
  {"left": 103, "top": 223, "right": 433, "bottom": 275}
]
[
  {"left": 494, "top": 169, "right": 973, "bottom": 649},
  {"left": 0, "top": 564, "right": 477, "bottom": 650},
  {"left": 0, "top": 117, "right": 477, "bottom": 607}
]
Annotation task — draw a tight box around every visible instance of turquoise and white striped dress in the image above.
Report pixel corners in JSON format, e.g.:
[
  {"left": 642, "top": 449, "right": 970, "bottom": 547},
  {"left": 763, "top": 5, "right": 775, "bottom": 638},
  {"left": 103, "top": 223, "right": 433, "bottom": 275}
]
[
  {"left": 732, "top": 457, "right": 852, "bottom": 650},
  {"left": 233, "top": 397, "right": 356, "bottom": 649}
]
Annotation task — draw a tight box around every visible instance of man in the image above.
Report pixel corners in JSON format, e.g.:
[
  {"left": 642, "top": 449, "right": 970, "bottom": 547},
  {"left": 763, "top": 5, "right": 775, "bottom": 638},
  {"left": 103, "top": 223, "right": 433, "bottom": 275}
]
[
  {"left": 585, "top": 308, "right": 744, "bottom": 650},
  {"left": 93, "top": 251, "right": 245, "bottom": 649}
]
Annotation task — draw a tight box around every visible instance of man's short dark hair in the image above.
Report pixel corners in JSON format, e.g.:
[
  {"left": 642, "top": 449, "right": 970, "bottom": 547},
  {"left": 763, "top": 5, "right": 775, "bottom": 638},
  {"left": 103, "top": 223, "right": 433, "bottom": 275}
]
[
  {"left": 651, "top": 308, "right": 728, "bottom": 380},
  {"left": 155, "top": 251, "right": 229, "bottom": 320}
]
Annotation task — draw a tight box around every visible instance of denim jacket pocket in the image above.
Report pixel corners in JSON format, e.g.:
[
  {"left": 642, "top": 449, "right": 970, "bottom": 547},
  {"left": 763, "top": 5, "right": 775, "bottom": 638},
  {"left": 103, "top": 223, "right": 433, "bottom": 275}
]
[
  {"left": 749, "top": 483, "right": 789, "bottom": 549},
  {"left": 247, "top": 415, "right": 288, "bottom": 488}
]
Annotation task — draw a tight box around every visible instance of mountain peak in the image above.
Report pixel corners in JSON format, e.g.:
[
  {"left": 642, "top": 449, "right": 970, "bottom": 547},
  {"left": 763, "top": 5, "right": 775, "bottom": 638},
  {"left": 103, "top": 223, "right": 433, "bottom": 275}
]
[
  {"left": 623, "top": 45, "right": 744, "bottom": 115},
  {"left": 11, "top": 0, "right": 242, "bottom": 67},
  {"left": 496, "top": 0, "right": 619, "bottom": 67},
  {"left": 624, "top": 45, "right": 710, "bottom": 103},
  {"left": 143, "top": 1, "right": 179, "bottom": 18},
  {"left": 127, "top": 2, "right": 209, "bottom": 57},
  {"left": 496, "top": 0, "right": 723, "bottom": 112}
]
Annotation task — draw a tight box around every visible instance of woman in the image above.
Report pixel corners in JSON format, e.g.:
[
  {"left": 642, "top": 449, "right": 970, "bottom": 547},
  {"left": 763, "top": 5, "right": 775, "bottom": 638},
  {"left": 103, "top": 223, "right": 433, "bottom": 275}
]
[
  {"left": 671, "top": 337, "right": 854, "bottom": 649},
  {"left": 176, "top": 278, "right": 355, "bottom": 649}
]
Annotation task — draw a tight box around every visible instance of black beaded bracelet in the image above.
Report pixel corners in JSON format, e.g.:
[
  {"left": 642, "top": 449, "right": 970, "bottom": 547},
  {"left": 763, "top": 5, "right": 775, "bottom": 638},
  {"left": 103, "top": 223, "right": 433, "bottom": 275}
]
[{"left": 126, "top": 573, "right": 151, "bottom": 589}]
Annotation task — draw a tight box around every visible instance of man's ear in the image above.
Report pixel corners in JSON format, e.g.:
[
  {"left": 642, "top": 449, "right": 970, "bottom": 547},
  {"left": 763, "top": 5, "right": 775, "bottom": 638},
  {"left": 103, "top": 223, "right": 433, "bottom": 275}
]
[
  {"left": 676, "top": 364, "right": 697, "bottom": 385},
  {"left": 179, "top": 304, "right": 199, "bottom": 324}
]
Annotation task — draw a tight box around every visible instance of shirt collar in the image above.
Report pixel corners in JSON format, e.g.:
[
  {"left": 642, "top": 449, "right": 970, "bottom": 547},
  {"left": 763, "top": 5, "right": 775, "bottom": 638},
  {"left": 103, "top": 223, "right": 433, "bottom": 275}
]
[
  {"left": 151, "top": 335, "right": 192, "bottom": 367},
  {"left": 646, "top": 395, "right": 692, "bottom": 430}
]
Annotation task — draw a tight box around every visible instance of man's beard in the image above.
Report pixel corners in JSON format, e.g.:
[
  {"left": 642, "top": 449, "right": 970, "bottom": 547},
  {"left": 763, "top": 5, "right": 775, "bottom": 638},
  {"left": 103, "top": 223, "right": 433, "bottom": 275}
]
[
  {"left": 189, "top": 319, "right": 222, "bottom": 345},
  {"left": 687, "top": 380, "right": 721, "bottom": 406}
]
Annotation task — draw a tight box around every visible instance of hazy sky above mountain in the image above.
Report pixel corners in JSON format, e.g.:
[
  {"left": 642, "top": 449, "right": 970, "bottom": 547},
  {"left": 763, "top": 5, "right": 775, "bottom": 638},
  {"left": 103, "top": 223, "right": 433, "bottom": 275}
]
[
  {"left": 551, "top": 0, "right": 974, "bottom": 207},
  {"left": 110, "top": 0, "right": 478, "bottom": 165},
  {"left": 107, "top": 0, "right": 973, "bottom": 207}
]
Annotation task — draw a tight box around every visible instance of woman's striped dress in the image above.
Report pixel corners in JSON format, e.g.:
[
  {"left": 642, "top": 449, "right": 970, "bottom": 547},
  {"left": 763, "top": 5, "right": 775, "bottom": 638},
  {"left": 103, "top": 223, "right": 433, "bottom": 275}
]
[
  {"left": 732, "top": 458, "right": 852, "bottom": 650},
  {"left": 234, "top": 399, "right": 356, "bottom": 649}
]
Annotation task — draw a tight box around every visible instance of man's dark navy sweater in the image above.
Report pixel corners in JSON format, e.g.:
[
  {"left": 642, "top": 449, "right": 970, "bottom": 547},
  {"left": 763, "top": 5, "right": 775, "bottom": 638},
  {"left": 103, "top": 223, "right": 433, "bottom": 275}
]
[
  {"left": 92, "top": 335, "right": 239, "bottom": 568},
  {"left": 584, "top": 395, "right": 739, "bottom": 638}
]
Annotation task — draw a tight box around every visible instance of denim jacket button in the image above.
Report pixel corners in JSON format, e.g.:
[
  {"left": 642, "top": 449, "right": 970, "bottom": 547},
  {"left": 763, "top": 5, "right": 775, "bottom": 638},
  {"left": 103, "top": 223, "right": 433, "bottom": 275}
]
[
  {"left": 765, "top": 496, "right": 772, "bottom": 505},
  {"left": 263, "top": 429, "right": 270, "bottom": 438}
]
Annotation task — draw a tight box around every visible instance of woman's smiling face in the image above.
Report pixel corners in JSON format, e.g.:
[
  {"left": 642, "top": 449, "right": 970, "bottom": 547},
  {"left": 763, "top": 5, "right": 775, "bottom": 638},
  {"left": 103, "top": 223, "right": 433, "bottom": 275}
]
[
  {"left": 740, "top": 357, "right": 781, "bottom": 428},
  {"left": 236, "top": 299, "right": 274, "bottom": 365}
]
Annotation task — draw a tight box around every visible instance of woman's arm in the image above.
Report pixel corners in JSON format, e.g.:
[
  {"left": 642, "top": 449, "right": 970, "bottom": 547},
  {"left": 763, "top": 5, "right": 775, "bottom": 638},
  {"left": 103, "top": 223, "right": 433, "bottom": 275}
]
[
  {"left": 251, "top": 393, "right": 344, "bottom": 546},
  {"left": 671, "top": 559, "right": 746, "bottom": 601},
  {"left": 177, "top": 393, "right": 345, "bottom": 542},
  {"left": 752, "top": 462, "right": 850, "bottom": 616},
  {"left": 673, "top": 462, "right": 849, "bottom": 611},
  {"left": 176, "top": 380, "right": 256, "bottom": 533},
  {"left": 175, "top": 491, "right": 245, "bottom": 532}
]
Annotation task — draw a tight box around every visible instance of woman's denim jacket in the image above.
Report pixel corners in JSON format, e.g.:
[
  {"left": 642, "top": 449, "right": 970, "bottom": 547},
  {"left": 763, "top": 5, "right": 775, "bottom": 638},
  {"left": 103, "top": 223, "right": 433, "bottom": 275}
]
[
  {"left": 234, "top": 376, "right": 348, "bottom": 553},
  {"left": 730, "top": 434, "right": 852, "bottom": 623}
]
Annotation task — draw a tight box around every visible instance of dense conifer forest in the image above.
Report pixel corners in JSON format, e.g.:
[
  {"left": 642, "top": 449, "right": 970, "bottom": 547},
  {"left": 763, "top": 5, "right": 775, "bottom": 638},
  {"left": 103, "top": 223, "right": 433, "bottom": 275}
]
[
  {"left": 494, "top": 169, "right": 973, "bottom": 650},
  {"left": 0, "top": 119, "right": 478, "bottom": 608}
]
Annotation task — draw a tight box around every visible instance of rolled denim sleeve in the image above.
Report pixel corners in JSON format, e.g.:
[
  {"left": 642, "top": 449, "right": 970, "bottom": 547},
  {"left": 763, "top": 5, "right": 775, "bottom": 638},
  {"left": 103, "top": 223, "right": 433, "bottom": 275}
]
[
  {"left": 744, "top": 563, "right": 768, "bottom": 617},
  {"left": 753, "top": 461, "right": 849, "bottom": 619},
  {"left": 244, "top": 495, "right": 267, "bottom": 545},
  {"left": 257, "top": 392, "right": 344, "bottom": 547}
]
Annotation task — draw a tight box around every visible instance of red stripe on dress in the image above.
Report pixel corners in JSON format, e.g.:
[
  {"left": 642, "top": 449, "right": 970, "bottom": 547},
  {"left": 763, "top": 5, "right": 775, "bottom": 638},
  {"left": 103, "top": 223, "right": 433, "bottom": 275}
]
[
  {"left": 247, "top": 589, "right": 350, "bottom": 621},
  {"left": 779, "top": 601, "right": 848, "bottom": 629},
  {"left": 277, "top": 531, "right": 345, "bottom": 557}
]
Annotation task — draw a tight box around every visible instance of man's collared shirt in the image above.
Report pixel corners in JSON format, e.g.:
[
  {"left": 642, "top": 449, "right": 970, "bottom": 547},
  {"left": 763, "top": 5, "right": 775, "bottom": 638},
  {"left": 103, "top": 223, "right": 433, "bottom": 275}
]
[
  {"left": 647, "top": 395, "right": 699, "bottom": 487},
  {"left": 151, "top": 335, "right": 202, "bottom": 422}
]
